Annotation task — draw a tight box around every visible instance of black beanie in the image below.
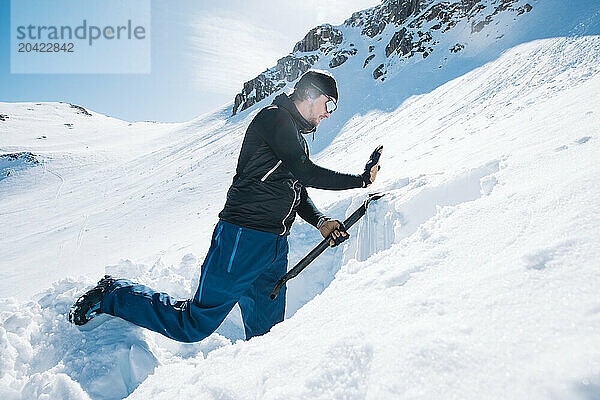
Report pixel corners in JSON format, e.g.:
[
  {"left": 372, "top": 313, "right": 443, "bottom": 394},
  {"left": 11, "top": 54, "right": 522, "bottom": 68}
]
[{"left": 294, "top": 69, "right": 338, "bottom": 101}]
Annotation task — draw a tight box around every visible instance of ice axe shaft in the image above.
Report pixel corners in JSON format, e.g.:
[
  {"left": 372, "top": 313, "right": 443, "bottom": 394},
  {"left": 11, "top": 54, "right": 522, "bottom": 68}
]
[{"left": 270, "top": 193, "right": 384, "bottom": 300}]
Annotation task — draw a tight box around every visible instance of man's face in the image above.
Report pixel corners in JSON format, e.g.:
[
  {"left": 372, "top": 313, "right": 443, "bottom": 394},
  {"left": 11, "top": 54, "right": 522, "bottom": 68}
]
[{"left": 307, "top": 95, "right": 334, "bottom": 127}]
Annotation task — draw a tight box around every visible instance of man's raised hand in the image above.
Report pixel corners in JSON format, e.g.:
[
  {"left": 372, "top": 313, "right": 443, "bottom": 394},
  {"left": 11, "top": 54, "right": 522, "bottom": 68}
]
[{"left": 362, "top": 145, "right": 383, "bottom": 187}]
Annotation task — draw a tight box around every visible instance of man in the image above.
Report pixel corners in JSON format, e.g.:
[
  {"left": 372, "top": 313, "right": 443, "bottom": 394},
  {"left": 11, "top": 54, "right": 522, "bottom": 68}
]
[{"left": 69, "top": 69, "right": 382, "bottom": 342}]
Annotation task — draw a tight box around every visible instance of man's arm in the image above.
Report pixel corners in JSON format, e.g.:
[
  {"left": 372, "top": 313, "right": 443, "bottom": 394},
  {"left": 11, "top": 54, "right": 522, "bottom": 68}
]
[
  {"left": 296, "top": 186, "right": 325, "bottom": 227},
  {"left": 256, "top": 108, "right": 364, "bottom": 190},
  {"left": 296, "top": 187, "right": 348, "bottom": 247}
]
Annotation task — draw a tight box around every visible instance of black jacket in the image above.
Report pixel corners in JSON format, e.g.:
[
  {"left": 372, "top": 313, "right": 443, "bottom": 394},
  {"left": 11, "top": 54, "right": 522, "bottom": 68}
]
[{"left": 218, "top": 93, "right": 364, "bottom": 235}]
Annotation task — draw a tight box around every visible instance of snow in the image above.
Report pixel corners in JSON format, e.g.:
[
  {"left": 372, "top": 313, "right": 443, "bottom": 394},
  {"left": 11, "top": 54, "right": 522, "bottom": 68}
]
[{"left": 2, "top": 8, "right": 600, "bottom": 400}]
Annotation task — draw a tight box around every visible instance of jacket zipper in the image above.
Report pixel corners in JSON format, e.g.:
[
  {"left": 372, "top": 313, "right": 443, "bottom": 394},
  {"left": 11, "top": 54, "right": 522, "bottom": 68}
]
[
  {"left": 260, "top": 160, "right": 282, "bottom": 182},
  {"left": 227, "top": 227, "right": 242, "bottom": 272},
  {"left": 280, "top": 180, "right": 298, "bottom": 235}
]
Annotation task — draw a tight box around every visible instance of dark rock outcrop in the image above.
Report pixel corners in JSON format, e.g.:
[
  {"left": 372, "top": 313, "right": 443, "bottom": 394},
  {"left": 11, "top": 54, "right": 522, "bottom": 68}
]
[
  {"left": 293, "top": 25, "right": 343, "bottom": 53},
  {"left": 346, "top": 0, "right": 423, "bottom": 38},
  {"left": 329, "top": 49, "right": 358, "bottom": 68},
  {"left": 329, "top": 54, "right": 348, "bottom": 68},
  {"left": 386, "top": 28, "right": 410, "bottom": 57},
  {"left": 0, "top": 152, "right": 39, "bottom": 164},
  {"left": 450, "top": 43, "right": 465, "bottom": 53},
  {"left": 231, "top": 25, "right": 343, "bottom": 115},
  {"left": 61, "top": 103, "right": 92, "bottom": 116},
  {"left": 373, "top": 64, "right": 386, "bottom": 80},
  {"left": 471, "top": 17, "right": 492, "bottom": 33},
  {"left": 232, "top": 54, "right": 317, "bottom": 115},
  {"left": 231, "top": 0, "right": 535, "bottom": 115}
]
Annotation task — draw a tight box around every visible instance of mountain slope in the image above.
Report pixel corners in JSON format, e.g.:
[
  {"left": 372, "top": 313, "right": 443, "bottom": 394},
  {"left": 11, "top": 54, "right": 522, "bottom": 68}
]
[
  {"left": 2, "top": 0, "right": 598, "bottom": 300},
  {"left": 1, "top": 34, "right": 599, "bottom": 399},
  {"left": 226, "top": 0, "right": 600, "bottom": 161},
  {"left": 2, "top": 0, "right": 600, "bottom": 398},
  {"left": 0, "top": 102, "right": 257, "bottom": 299},
  {"left": 130, "top": 35, "right": 600, "bottom": 399},
  {"left": 232, "top": 0, "right": 537, "bottom": 115}
]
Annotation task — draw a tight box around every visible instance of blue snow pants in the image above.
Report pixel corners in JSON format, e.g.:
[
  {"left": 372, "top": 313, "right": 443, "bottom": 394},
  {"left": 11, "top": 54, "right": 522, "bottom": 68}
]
[{"left": 99, "top": 220, "right": 288, "bottom": 342}]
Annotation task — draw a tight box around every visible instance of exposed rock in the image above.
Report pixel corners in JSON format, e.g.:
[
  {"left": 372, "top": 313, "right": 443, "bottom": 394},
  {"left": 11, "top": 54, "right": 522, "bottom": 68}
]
[
  {"left": 346, "top": 0, "right": 424, "bottom": 38},
  {"left": 518, "top": 3, "right": 533, "bottom": 15},
  {"left": 492, "top": 0, "right": 518, "bottom": 16},
  {"left": 65, "top": 103, "right": 92, "bottom": 116},
  {"left": 231, "top": 0, "right": 535, "bottom": 113},
  {"left": 232, "top": 54, "right": 316, "bottom": 115},
  {"left": 293, "top": 25, "right": 343, "bottom": 53},
  {"left": 373, "top": 64, "right": 386, "bottom": 80},
  {"left": 386, "top": 28, "right": 410, "bottom": 57},
  {"left": 0, "top": 114, "right": 8, "bottom": 121},
  {"left": 471, "top": 16, "right": 492, "bottom": 33},
  {"left": 450, "top": 43, "right": 465, "bottom": 53},
  {"left": 386, "top": 27, "right": 436, "bottom": 58},
  {"left": 330, "top": 55, "right": 348, "bottom": 68},
  {"left": 409, "top": 1, "right": 486, "bottom": 37},
  {"left": 329, "top": 49, "right": 358, "bottom": 68},
  {"left": 0, "top": 152, "right": 39, "bottom": 164},
  {"left": 227, "top": 24, "right": 345, "bottom": 113}
]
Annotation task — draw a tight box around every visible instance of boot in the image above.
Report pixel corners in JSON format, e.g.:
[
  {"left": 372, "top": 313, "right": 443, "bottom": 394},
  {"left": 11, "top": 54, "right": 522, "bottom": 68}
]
[{"left": 69, "top": 275, "right": 115, "bottom": 325}]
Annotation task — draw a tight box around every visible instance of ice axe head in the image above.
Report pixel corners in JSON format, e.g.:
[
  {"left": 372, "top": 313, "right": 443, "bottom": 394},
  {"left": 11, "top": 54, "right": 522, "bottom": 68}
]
[{"left": 365, "top": 192, "right": 385, "bottom": 207}]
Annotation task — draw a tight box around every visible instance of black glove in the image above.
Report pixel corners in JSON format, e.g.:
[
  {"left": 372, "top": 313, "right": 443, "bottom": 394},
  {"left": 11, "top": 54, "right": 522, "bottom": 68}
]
[
  {"left": 361, "top": 145, "right": 383, "bottom": 187},
  {"left": 318, "top": 218, "right": 349, "bottom": 247},
  {"left": 329, "top": 221, "right": 349, "bottom": 247}
]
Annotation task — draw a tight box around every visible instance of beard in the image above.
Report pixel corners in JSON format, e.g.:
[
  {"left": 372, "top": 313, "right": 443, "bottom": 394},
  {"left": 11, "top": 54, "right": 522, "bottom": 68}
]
[{"left": 307, "top": 110, "right": 323, "bottom": 127}]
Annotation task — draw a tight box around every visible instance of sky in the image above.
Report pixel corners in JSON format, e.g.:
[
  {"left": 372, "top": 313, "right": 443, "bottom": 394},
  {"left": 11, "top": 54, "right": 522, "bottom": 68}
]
[{"left": 0, "top": 0, "right": 380, "bottom": 122}]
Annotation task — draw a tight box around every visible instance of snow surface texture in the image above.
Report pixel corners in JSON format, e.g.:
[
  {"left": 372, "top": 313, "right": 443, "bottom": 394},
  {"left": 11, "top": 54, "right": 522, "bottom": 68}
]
[
  {"left": 129, "top": 36, "right": 600, "bottom": 400},
  {"left": 1, "top": 34, "right": 599, "bottom": 399},
  {"left": 3, "top": 0, "right": 600, "bottom": 393}
]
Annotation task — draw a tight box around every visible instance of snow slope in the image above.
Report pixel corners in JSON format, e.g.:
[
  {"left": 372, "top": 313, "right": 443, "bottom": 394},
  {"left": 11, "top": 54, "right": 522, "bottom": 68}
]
[
  {"left": 1, "top": 34, "right": 599, "bottom": 399},
  {"left": 2, "top": 0, "right": 599, "bottom": 301},
  {"left": 128, "top": 35, "right": 600, "bottom": 399},
  {"left": 0, "top": 100, "right": 259, "bottom": 300}
]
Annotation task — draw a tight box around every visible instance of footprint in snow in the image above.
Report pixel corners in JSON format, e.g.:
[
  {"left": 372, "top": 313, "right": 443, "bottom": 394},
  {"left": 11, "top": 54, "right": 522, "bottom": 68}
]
[
  {"left": 523, "top": 240, "right": 577, "bottom": 271},
  {"left": 576, "top": 136, "right": 591, "bottom": 145},
  {"left": 554, "top": 136, "right": 591, "bottom": 152}
]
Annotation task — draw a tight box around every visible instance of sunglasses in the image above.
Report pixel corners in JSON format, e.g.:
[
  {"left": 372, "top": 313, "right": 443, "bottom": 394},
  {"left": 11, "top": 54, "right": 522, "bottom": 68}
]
[{"left": 309, "top": 82, "right": 337, "bottom": 113}]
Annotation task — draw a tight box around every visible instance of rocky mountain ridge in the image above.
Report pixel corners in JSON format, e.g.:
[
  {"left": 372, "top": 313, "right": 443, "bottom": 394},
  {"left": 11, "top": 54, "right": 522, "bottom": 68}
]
[{"left": 232, "top": 0, "right": 533, "bottom": 116}]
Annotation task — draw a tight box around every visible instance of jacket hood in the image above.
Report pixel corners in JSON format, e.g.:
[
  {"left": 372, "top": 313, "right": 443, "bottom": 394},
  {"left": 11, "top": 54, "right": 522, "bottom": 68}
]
[{"left": 272, "top": 93, "right": 316, "bottom": 134}]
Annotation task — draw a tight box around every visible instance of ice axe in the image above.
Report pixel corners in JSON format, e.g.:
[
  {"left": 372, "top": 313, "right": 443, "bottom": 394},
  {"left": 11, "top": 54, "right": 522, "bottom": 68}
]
[{"left": 270, "top": 193, "right": 385, "bottom": 300}]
